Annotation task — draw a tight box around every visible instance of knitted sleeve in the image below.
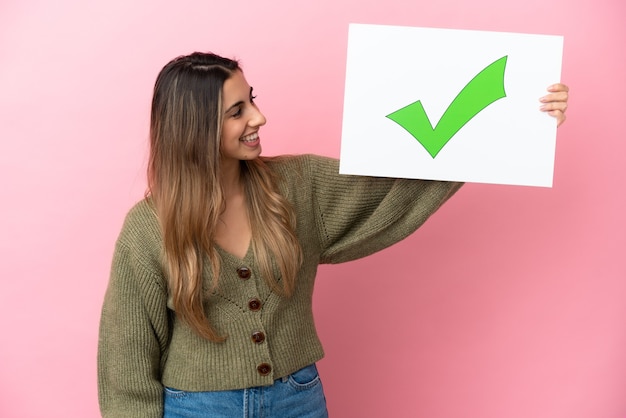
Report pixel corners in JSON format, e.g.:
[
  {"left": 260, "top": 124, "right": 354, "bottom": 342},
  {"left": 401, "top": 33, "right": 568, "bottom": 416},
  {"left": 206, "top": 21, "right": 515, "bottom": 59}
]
[
  {"left": 97, "top": 203, "right": 170, "bottom": 418},
  {"left": 303, "top": 154, "right": 463, "bottom": 264}
]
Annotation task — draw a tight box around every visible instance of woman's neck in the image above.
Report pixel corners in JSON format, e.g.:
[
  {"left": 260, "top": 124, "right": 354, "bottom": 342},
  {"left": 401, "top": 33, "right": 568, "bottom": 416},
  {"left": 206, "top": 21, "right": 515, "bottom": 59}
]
[
  {"left": 220, "top": 159, "right": 244, "bottom": 198},
  {"left": 215, "top": 159, "right": 251, "bottom": 259}
]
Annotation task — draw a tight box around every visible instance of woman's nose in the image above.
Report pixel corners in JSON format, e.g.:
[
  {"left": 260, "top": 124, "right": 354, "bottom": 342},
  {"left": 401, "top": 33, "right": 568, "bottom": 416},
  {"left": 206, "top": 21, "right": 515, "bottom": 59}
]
[{"left": 249, "top": 106, "right": 266, "bottom": 127}]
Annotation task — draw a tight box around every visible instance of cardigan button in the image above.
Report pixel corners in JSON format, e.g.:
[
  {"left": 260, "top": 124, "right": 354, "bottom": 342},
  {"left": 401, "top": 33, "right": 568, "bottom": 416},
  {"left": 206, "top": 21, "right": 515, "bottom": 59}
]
[
  {"left": 251, "top": 331, "right": 266, "bottom": 344},
  {"left": 257, "top": 363, "right": 272, "bottom": 376},
  {"left": 248, "top": 298, "right": 262, "bottom": 311},
  {"left": 237, "top": 267, "right": 251, "bottom": 280}
]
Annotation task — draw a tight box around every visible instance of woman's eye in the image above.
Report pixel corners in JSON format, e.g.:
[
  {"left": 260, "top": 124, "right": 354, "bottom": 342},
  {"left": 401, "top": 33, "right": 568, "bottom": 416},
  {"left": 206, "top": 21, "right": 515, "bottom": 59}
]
[
  {"left": 232, "top": 107, "right": 242, "bottom": 117},
  {"left": 250, "top": 95, "right": 257, "bottom": 104}
]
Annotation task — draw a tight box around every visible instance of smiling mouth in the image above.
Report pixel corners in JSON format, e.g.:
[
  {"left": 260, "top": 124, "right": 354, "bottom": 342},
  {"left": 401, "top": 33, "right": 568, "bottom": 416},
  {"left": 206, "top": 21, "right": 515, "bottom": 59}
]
[{"left": 241, "top": 132, "right": 259, "bottom": 143}]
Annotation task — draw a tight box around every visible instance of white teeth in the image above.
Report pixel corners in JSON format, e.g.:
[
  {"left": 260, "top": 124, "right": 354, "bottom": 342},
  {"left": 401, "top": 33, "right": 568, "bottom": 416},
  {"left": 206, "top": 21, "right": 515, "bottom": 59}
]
[{"left": 241, "top": 132, "right": 258, "bottom": 142}]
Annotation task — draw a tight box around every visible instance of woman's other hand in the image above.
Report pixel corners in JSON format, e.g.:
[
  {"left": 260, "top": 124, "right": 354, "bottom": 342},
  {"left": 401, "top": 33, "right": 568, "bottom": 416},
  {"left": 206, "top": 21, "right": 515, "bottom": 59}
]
[{"left": 540, "top": 83, "right": 570, "bottom": 127}]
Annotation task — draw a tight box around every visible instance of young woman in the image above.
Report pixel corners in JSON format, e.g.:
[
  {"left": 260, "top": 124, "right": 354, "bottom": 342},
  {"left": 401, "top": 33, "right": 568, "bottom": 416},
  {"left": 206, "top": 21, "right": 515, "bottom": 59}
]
[{"left": 98, "top": 52, "right": 569, "bottom": 417}]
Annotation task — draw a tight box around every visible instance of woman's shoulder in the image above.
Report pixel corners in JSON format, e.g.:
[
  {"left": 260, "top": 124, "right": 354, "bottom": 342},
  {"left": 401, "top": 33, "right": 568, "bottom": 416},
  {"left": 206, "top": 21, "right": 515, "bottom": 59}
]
[
  {"left": 110, "top": 198, "right": 164, "bottom": 279},
  {"left": 262, "top": 154, "right": 339, "bottom": 176},
  {"left": 116, "top": 198, "right": 162, "bottom": 249}
]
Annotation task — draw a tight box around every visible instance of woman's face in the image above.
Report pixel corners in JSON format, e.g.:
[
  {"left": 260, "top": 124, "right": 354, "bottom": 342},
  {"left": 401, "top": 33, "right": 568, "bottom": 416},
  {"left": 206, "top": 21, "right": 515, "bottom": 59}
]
[{"left": 220, "top": 70, "right": 266, "bottom": 163}]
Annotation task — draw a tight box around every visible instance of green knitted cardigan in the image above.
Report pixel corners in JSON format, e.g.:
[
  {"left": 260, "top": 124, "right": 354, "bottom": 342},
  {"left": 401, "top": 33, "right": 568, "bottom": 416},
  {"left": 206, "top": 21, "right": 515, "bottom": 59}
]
[{"left": 98, "top": 154, "right": 462, "bottom": 417}]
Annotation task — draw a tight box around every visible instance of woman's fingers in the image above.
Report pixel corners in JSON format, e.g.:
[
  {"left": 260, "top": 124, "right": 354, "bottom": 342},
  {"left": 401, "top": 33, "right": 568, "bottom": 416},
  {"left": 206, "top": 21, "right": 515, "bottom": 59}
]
[{"left": 540, "top": 84, "right": 569, "bottom": 127}]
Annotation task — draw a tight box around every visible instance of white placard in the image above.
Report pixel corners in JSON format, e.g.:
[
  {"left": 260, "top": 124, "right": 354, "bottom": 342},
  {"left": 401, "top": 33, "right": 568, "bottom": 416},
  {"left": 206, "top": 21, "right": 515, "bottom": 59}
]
[{"left": 339, "top": 24, "right": 563, "bottom": 187}]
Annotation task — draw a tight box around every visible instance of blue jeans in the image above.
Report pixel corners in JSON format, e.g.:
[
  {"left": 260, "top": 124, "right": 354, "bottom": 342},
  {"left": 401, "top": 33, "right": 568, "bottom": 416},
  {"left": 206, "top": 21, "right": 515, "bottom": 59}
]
[{"left": 163, "top": 363, "right": 328, "bottom": 418}]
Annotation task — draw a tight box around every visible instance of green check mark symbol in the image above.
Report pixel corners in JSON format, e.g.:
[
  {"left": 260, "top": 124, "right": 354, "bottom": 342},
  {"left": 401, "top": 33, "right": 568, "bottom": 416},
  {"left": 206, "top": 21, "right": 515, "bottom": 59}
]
[{"left": 386, "top": 55, "right": 508, "bottom": 158}]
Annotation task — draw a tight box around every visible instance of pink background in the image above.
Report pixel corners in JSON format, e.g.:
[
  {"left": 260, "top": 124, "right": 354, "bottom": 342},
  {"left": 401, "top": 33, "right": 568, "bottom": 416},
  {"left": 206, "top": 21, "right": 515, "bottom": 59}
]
[{"left": 1, "top": 1, "right": 624, "bottom": 417}]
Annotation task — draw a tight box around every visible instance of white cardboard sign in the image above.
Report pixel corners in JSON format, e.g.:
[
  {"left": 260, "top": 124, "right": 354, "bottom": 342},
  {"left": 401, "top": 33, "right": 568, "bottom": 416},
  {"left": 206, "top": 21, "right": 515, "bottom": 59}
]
[{"left": 339, "top": 24, "right": 563, "bottom": 187}]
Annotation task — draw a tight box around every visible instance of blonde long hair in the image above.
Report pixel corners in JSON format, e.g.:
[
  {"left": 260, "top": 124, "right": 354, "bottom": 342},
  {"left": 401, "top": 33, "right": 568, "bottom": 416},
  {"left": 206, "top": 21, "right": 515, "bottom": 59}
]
[{"left": 147, "top": 52, "right": 302, "bottom": 341}]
